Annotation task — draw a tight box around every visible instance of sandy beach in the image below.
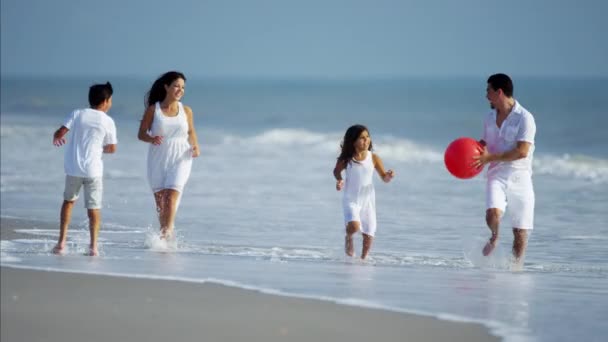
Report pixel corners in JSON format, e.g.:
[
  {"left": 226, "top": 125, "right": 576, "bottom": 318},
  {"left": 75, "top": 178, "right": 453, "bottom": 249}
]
[{"left": 0, "top": 266, "right": 499, "bottom": 342}]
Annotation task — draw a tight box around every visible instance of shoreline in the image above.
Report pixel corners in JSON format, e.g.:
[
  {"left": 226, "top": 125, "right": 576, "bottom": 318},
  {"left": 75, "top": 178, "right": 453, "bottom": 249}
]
[
  {"left": 1, "top": 215, "right": 501, "bottom": 341},
  {"left": 0, "top": 216, "right": 52, "bottom": 241}
]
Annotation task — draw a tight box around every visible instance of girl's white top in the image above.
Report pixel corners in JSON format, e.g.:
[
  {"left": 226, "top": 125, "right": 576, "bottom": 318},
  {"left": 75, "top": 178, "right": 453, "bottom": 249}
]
[
  {"left": 146, "top": 102, "right": 193, "bottom": 193},
  {"left": 343, "top": 151, "right": 376, "bottom": 208}
]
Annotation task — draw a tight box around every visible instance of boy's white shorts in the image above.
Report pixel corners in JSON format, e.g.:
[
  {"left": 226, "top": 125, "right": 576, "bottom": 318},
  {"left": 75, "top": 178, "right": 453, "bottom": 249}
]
[
  {"left": 486, "top": 170, "right": 535, "bottom": 229},
  {"left": 64, "top": 175, "right": 103, "bottom": 209}
]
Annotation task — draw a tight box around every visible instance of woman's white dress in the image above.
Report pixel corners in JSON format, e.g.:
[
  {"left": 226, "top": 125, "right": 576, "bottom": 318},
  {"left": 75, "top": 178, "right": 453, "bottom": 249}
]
[{"left": 147, "top": 102, "right": 192, "bottom": 193}]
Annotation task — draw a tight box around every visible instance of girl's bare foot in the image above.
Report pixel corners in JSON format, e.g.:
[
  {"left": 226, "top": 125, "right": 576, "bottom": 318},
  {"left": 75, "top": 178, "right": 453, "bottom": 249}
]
[{"left": 87, "top": 248, "right": 99, "bottom": 256}]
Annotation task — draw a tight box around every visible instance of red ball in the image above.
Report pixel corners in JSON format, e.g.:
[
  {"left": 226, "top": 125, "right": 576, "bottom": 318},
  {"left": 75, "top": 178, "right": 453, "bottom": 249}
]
[{"left": 444, "top": 137, "right": 483, "bottom": 179}]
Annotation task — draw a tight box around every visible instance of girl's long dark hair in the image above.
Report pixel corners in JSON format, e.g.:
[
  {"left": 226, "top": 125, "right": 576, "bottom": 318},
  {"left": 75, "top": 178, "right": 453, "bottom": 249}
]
[
  {"left": 145, "top": 71, "right": 187, "bottom": 108},
  {"left": 337, "top": 124, "right": 372, "bottom": 165}
]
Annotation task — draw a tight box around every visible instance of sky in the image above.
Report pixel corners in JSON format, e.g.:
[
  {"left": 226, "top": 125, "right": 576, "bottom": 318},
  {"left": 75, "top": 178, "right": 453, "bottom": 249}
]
[{"left": 1, "top": 0, "right": 607, "bottom": 79}]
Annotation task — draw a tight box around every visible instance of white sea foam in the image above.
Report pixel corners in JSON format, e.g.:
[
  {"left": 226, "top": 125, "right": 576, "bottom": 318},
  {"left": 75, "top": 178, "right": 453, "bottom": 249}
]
[
  {"left": 2, "top": 119, "right": 606, "bottom": 184},
  {"left": 215, "top": 128, "right": 608, "bottom": 182},
  {"left": 562, "top": 235, "right": 608, "bottom": 241},
  {"left": 144, "top": 232, "right": 178, "bottom": 251},
  {"left": 1, "top": 240, "right": 18, "bottom": 250},
  {"left": 105, "top": 169, "right": 143, "bottom": 180},
  {"left": 220, "top": 128, "right": 445, "bottom": 163},
  {"left": 13, "top": 229, "right": 57, "bottom": 237},
  {"left": 534, "top": 154, "right": 608, "bottom": 183},
  {"left": 0, "top": 123, "right": 53, "bottom": 138},
  {"left": 0, "top": 252, "right": 21, "bottom": 263}
]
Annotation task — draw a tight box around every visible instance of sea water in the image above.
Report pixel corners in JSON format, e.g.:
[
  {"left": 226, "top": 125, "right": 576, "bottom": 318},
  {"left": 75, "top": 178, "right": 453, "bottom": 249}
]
[{"left": 1, "top": 77, "right": 607, "bottom": 342}]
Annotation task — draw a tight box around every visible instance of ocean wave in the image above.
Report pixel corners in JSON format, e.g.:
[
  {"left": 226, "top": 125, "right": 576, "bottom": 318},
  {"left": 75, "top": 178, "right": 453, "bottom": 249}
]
[
  {"left": 220, "top": 129, "right": 608, "bottom": 180},
  {"left": 526, "top": 262, "right": 608, "bottom": 275},
  {"left": 373, "top": 137, "right": 443, "bottom": 163},
  {"left": 105, "top": 169, "right": 142, "bottom": 180},
  {"left": 220, "top": 128, "right": 340, "bottom": 154},
  {"left": 0, "top": 123, "right": 53, "bottom": 138},
  {"left": 2, "top": 121, "right": 606, "bottom": 184},
  {"left": 220, "top": 128, "right": 443, "bottom": 163},
  {"left": 562, "top": 235, "right": 608, "bottom": 241},
  {"left": 533, "top": 154, "right": 608, "bottom": 184}
]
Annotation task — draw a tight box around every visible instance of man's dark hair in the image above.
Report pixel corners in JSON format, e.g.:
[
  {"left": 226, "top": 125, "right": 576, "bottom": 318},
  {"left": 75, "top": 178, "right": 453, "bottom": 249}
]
[
  {"left": 89, "top": 82, "right": 113, "bottom": 107},
  {"left": 487, "top": 73, "right": 513, "bottom": 97}
]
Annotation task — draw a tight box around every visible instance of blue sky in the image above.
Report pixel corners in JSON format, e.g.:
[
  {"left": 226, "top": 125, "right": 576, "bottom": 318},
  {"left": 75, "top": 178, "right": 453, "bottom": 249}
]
[{"left": 1, "top": 0, "right": 606, "bottom": 79}]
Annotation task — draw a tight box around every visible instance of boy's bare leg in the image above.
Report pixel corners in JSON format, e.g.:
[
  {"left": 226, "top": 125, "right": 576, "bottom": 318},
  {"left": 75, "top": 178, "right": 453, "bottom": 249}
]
[
  {"left": 53, "top": 200, "right": 74, "bottom": 254},
  {"left": 361, "top": 233, "right": 374, "bottom": 260},
  {"left": 345, "top": 221, "right": 360, "bottom": 257},
  {"left": 87, "top": 209, "right": 101, "bottom": 256},
  {"left": 483, "top": 208, "right": 502, "bottom": 256}
]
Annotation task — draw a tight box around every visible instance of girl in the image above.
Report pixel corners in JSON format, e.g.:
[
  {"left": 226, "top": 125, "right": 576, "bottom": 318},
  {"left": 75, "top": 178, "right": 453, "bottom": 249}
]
[
  {"left": 138, "top": 71, "right": 200, "bottom": 240},
  {"left": 333, "top": 124, "right": 394, "bottom": 259}
]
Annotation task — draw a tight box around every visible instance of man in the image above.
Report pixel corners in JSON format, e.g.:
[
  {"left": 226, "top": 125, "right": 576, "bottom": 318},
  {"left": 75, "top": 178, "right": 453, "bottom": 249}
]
[
  {"left": 52, "top": 82, "right": 117, "bottom": 256},
  {"left": 473, "top": 73, "right": 536, "bottom": 268}
]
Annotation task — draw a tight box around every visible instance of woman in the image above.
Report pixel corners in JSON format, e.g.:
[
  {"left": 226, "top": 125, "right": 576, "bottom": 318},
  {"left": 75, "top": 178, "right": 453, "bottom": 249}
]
[{"left": 138, "top": 71, "right": 200, "bottom": 239}]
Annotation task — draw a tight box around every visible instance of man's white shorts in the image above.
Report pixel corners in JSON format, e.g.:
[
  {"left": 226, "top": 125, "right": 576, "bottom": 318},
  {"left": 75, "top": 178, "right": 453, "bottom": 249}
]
[
  {"left": 343, "top": 202, "right": 377, "bottom": 237},
  {"left": 486, "top": 170, "right": 535, "bottom": 229},
  {"left": 64, "top": 175, "right": 103, "bottom": 209}
]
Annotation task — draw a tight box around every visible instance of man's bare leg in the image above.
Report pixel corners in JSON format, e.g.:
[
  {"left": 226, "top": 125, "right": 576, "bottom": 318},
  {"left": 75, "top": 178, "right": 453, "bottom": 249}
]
[
  {"left": 361, "top": 233, "right": 374, "bottom": 260},
  {"left": 87, "top": 209, "right": 101, "bottom": 256},
  {"left": 53, "top": 200, "right": 74, "bottom": 254},
  {"left": 511, "top": 228, "right": 528, "bottom": 269},
  {"left": 483, "top": 208, "right": 502, "bottom": 256},
  {"left": 345, "top": 221, "right": 360, "bottom": 257}
]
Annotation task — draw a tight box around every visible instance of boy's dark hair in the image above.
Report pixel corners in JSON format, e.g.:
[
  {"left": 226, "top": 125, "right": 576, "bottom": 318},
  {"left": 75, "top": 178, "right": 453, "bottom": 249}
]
[
  {"left": 338, "top": 124, "right": 373, "bottom": 165},
  {"left": 145, "top": 71, "right": 187, "bottom": 107},
  {"left": 89, "top": 82, "right": 113, "bottom": 107},
  {"left": 487, "top": 73, "right": 514, "bottom": 97}
]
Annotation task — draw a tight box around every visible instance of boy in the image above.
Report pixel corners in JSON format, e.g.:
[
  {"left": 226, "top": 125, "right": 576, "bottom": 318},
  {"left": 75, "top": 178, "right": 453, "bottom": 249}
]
[{"left": 52, "top": 82, "right": 117, "bottom": 256}]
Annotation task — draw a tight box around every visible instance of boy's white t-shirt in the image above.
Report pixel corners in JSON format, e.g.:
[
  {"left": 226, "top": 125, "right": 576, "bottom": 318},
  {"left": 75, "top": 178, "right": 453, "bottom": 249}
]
[{"left": 63, "top": 108, "right": 117, "bottom": 178}]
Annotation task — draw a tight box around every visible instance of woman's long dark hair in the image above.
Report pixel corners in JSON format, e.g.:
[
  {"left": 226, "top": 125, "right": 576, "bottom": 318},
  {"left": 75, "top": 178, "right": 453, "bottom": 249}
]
[
  {"left": 337, "top": 124, "right": 372, "bottom": 165},
  {"left": 145, "top": 71, "right": 187, "bottom": 108}
]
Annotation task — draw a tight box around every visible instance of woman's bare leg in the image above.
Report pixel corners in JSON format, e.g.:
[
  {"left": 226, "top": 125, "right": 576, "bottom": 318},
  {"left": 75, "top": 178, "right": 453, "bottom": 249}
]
[{"left": 154, "top": 189, "right": 181, "bottom": 239}]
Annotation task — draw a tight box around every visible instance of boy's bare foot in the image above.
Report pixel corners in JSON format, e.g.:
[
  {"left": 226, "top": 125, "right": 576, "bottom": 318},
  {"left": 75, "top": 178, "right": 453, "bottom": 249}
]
[
  {"left": 344, "top": 235, "right": 354, "bottom": 257},
  {"left": 86, "top": 248, "right": 99, "bottom": 256},
  {"left": 482, "top": 239, "right": 497, "bottom": 256},
  {"left": 52, "top": 244, "right": 66, "bottom": 255}
]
